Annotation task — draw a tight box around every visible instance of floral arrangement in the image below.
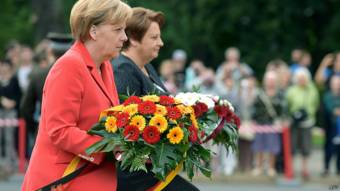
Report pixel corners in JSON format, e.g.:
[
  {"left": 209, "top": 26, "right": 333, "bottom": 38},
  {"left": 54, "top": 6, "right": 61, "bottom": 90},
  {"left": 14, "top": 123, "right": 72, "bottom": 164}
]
[{"left": 86, "top": 93, "right": 239, "bottom": 180}]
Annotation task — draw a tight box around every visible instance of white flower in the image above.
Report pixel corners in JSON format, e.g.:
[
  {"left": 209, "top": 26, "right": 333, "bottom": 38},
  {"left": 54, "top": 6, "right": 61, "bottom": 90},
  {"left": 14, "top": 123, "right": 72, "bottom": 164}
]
[
  {"left": 175, "top": 92, "right": 199, "bottom": 106},
  {"left": 199, "top": 95, "right": 215, "bottom": 109}
]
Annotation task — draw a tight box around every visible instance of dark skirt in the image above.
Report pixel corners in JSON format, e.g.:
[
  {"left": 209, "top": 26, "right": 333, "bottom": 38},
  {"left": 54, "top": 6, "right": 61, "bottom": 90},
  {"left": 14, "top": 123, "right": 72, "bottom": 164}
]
[{"left": 116, "top": 164, "right": 199, "bottom": 191}]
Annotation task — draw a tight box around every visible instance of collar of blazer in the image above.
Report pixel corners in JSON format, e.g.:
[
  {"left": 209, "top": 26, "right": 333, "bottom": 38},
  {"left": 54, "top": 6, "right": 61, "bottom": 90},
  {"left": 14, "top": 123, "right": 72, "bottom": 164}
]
[{"left": 72, "top": 41, "right": 116, "bottom": 106}]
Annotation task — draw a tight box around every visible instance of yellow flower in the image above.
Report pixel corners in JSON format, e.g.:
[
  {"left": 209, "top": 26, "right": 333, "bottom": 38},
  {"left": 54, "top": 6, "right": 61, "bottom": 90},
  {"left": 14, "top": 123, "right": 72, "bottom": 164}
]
[
  {"left": 110, "top": 105, "right": 124, "bottom": 112},
  {"left": 105, "top": 116, "right": 118, "bottom": 133},
  {"left": 190, "top": 114, "right": 199, "bottom": 129},
  {"left": 130, "top": 115, "right": 146, "bottom": 131},
  {"left": 177, "top": 104, "right": 193, "bottom": 115},
  {"left": 174, "top": 98, "right": 182, "bottom": 104},
  {"left": 149, "top": 115, "right": 168, "bottom": 133},
  {"left": 142, "top": 95, "right": 160, "bottom": 102},
  {"left": 155, "top": 104, "right": 167, "bottom": 116},
  {"left": 122, "top": 104, "right": 138, "bottom": 116},
  {"left": 167, "top": 126, "right": 184, "bottom": 144}
]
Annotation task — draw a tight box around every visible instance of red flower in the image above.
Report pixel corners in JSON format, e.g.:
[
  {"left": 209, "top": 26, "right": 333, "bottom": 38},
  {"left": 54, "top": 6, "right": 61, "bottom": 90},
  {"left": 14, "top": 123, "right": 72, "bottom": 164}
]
[
  {"left": 116, "top": 112, "right": 130, "bottom": 128},
  {"left": 188, "top": 125, "right": 198, "bottom": 143},
  {"left": 233, "top": 114, "right": 241, "bottom": 128},
  {"left": 166, "top": 106, "right": 182, "bottom": 120},
  {"left": 142, "top": 126, "right": 160, "bottom": 144},
  {"left": 123, "top": 96, "right": 142, "bottom": 106},
  {"left": 159, "top": 95, "right": 175, "bottom": 106},
  {"left": 214, "top": 105, "right": 230, "bottom": 118},
  {"left": 123, "top": 125, "right": 139, "bottom": 141},
  {"left": 193, "top": 102, "right": 208, "bottom": 117},
  {"left": 138, "top": 101, "right": 156, "bottom": 115}
]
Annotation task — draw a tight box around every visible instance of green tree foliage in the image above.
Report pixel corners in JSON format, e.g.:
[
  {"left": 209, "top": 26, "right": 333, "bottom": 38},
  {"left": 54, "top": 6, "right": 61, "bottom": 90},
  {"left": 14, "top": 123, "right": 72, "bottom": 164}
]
[
  {"left": 1, "top": 0, "right": 340, "bottom": 77},
  {"left": 0, "top": 0, "right": 33, "bottom": 57},
  {"left": 128, "top": 0, "right": 340, "bottom": 77}
]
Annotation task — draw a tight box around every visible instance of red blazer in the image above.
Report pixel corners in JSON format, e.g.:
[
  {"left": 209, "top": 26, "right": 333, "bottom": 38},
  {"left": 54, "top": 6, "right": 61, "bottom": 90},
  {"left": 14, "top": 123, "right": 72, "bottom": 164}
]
[{"left": 22, "top": 41, "right": 119, "bottom": 191}]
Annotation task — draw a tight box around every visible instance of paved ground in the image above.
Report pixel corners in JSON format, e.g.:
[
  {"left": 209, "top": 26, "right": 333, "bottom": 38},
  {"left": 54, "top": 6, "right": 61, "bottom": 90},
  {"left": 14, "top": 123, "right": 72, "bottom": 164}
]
[{"left": 1, "top": 149, "right": 339, "bottom": 191}]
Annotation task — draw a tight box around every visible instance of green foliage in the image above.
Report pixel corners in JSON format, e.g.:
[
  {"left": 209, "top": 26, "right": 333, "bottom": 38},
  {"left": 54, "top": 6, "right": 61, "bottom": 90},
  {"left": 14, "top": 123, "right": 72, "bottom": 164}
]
[
  {"left": 2, "top": 0, "right": 340, "bottom": 76},
  {"left": 127, "top": 0, "right": 340, "bottom": 77},
  {"left": 150, "top": 143, "right": 183, "bottom": 180},
  {"left": 0, "top": 0, "right": 33, "bottom": 56}
]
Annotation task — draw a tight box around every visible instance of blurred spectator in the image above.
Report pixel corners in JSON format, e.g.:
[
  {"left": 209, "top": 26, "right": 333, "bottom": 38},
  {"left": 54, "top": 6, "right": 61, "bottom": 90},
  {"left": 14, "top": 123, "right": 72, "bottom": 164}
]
[
  {"left": 251, "top": 71, "right": 285, "bottom": 177},
  {"left": 172, "top": 49, "right": 187, "bottom": 91},
  {"left": 215, "top": 72, "right": 240, "bottom": 176},
  {"left": 315, "top": 52, "right": 340, "bottom": 89},
  {"left": 194, "top": 68, "right": 218, "bottom": 94},
  {"left": 322, "top": 75, "right": 340, "bottom": 177},
  {"left": 290, "top": 50, "right": 312, "bottom": 75},
  {"left": 159, "top": 59, "right": 177, "bottom": 94},
  {"left": 0, "top": 59, "right": 22, "bottom": 175},
  {"left": 237, "top": 76, "right": 257, "bottom": 173},
  {"left": 289, "top": 48, "right": 303, "bottom": 65},
  {"left": 185, "top": 59, "right": 206, "bottom": 91},
  {"left": 20, "top": 32, "right": 73, "bottom": 158},
  {"left": 5, "top": 40, "right": 21, "bottom": 69},
  {"left": 17, "top": 45, "right": 34, "bottom": 93},
  {"left": 266, "top": 59, "right": 291, "bottom": 91},
  {"left": 286, "top": 67, "right": 319, "bottom": 180},
  {"left": 216, "top": 47, "right": 253, "bottom": 86}
]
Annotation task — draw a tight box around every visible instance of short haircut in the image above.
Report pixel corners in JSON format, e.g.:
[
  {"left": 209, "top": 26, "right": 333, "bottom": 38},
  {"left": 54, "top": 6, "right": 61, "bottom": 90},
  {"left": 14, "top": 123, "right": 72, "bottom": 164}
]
[
  {"left": 123, "top": 7, "right": 165, "bottom": 50},
  {"left": 70, "top": 0, "right": 132, "bottom": 42},
  {"left": 292, "top": 67, "right": 311, "bottom": 85}
]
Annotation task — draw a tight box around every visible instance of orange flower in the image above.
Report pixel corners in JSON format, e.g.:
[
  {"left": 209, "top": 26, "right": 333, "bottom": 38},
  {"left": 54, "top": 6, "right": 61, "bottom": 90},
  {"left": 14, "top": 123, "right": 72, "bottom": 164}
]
[
  {"left": 155, "top": 104, "right": 167, "bottom": 116},
  {"left": 105, "top": 116, "right": 118, "bottom": 133},
  {"left": 167, "top": 126, "right": 184, "bottom": 144},
  {"left": 149, "top": 115, "right": 168, "bottom": 133},
  {"left": 130, "top": 115, "right": 146, "bottom": 131}
]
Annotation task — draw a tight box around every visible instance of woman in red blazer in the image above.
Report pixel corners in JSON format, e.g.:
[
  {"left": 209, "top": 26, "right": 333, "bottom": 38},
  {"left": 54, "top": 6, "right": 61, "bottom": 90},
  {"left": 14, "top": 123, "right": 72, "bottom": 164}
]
[{"left": 22, "top": 0, "right": 131, "bottom": 190}]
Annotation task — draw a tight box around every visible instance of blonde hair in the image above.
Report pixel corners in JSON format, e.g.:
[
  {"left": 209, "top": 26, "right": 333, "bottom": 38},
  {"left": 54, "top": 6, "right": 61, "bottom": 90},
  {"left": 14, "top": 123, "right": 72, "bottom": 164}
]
[{"left": 70, "top": 0, "right": 132, "bottom": 42}]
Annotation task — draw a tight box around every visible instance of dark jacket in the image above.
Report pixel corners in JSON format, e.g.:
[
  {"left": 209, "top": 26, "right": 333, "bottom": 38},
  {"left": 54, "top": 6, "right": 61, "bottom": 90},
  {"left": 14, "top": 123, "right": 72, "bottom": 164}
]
[
  {"left": 112, "top": 54, "right": 168, "bottom": 98},
  {"left": 0, "top": 74, "right": 22, "bottom": 111},
  {"left": 20, "top": 65, "right": 50, "bottom": 133},
  {"left": 111, "top": 54, "right": 199, "bottom": 191}
]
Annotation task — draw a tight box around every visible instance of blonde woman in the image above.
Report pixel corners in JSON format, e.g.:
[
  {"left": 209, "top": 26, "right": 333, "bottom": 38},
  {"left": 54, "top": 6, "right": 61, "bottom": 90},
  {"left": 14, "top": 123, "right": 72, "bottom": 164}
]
[{"left": 21, "top": 0, "right": 132, "bottom": 190}]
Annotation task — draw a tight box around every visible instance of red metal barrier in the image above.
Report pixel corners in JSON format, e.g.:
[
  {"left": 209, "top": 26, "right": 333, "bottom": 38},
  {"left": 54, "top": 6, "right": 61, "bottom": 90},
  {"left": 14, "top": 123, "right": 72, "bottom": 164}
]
[
  {"left": 282, "top": 126, "right": 294, "bottom": 179},
  {"left": 18, "top": 118, "right": 28, "bottom": 173}
]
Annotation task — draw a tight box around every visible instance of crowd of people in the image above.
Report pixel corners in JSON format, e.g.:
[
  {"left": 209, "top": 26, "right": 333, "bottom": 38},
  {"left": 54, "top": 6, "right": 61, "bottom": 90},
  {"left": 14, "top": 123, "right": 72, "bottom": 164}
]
[
  {"left": 158, "top": 47, "right": 340, "bottom": 180},
  {"left": 0, "top": 11, "right": 339, "bottom": 189}
]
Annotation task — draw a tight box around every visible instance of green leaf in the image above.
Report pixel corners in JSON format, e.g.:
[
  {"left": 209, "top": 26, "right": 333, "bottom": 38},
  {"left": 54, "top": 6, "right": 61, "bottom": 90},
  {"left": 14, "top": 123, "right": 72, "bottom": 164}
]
[
  {"left": 184, "top": 158, "right": 194, "bottom": 180},
  {"left": 85, "top": 138, "right": 110, "bottom": 155},
  {"left": 101, "top": 137, "right": 121, "bottom": 152},
  {"left": 119, "top": 94, "right": 129, "bottom": 102},
  {"left": 150, "top": 143, "right": 184, "bottom": 180},
  {"left": 130, "top": 157, "right": 147, "bottom": 172}
]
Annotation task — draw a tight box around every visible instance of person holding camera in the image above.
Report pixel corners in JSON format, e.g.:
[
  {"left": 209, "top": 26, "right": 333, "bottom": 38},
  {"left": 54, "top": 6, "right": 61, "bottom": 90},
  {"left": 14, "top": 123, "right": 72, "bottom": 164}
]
[
  {"left": 315, "top": 52, "right": 340, "bottom": 88},
  {"left": 286, "top": 67, "right": 319, "bottom": 180}
]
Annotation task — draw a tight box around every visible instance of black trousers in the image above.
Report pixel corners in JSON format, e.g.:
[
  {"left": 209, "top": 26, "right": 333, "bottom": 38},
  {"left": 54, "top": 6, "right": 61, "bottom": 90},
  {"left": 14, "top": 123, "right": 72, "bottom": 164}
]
[
  {"left": 116, "top": 165, "right": 200, "bottom": 191},
  {"left": 324, "top": 130, "right": 340, "bottom": 172}
]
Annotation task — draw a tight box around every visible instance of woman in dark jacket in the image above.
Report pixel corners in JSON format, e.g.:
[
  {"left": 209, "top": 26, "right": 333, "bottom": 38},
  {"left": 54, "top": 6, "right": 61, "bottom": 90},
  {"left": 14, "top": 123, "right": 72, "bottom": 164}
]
[
  {"left": 0, "top": 59, "right": 21, "bottom": 174},
  {"left": 112, "top": 7, "right": 199, "bottom": 191}
]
